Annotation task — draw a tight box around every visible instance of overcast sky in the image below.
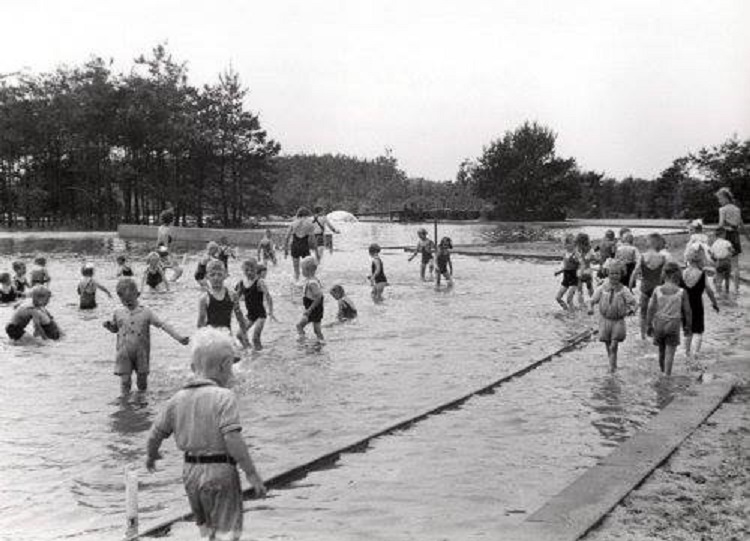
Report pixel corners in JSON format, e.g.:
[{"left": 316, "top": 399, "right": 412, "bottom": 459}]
[{"left": 2, "top": 0, "right": 749, "bottom": 181}]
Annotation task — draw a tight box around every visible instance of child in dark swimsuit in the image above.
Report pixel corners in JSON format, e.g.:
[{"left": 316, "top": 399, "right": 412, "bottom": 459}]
[
  {"left": 236, "top": 259, "right": 274, "bottom": 350},
  {"left": 435, "top": 237, "right": 454, "bottom": 289},
  {"left": 195, "top": 241, "right": 221, "bottom": 287},
  {"left": 615, "top": 232, "right": 638, "bottom": 288},
  {"left": 12, "top": 261, "right": 29, "bottom": 293},
  {"left": 555, "top": 234, "right": 579, "bottom": 311},
  {"left": 630, "top": 233, "right": 667, "bottom": 339},
  {"left": 198, "top": 260, "right": 249, "bottom": 348},
  {"left": 217, "top": 237, "right": 236, "bottom": 271},
  {"left": 116, "top": 255, "right": 134, "bottom": 277},
  {"left": 368, "top": 243, "right": 388, "bottom": 302},
  {"left": 158, "top": 245, "right": 184, "bottom": 281},
  {"left": 6, "top": 286, "right": 61, "bottom": 341},
  {"left": 297, "top": 257, "right": 325, "bottom": 341},
  {"left": 682, "top": 245, "right": 719, "bottom": 358},
  {"left": 77, "top": 263, "right": 112, "bottom": 309},
  {"left": 408, "top": 228, "right": 435, "bottom": 281},
  {"left": 142, "top": 252, "right": 169, "bottom": 292},
  {"left": 330, "top": 284, "right": 357, "bottom": 321},
  {"left": 0, "top": 272, "right": 22, "bottom": 304},
  {"left": 257, "top": 229, "right": 277, "bottom": 266}
]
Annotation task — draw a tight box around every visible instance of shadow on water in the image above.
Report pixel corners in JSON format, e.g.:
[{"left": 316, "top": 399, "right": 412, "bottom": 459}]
[{"left": 107, "top": 395, "right": 155, "bottom": 463}]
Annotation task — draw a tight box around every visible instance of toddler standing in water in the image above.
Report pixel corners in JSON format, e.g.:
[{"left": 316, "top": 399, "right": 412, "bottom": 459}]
[
  {"left": 12, "top": 261, "right": 29, "bottom": 293},
  {"left": 6, "top": 286, "right": 61, "bottom": 341},
  {"left": 77, "top": 263, "right": 112, "bottom": 309},
  {"left": 236, "top": 259, "right": 274, "bottom": 350},
  {"left": 435, "top": 237, "right": 454, "bottom": 288},
  {"left": 116, "top": 255, "right": 134, "bottom": 277},
  {"left": 590, "top": 261, "right": 637, "bottom": 372},
  {"left": 142, "top": 252, "right": 169, "bottom": 292},
  {"left": 30, "top": 256, "right": 51, "bottom": 287},
  {"left": 297, "top": 256, "right": 325, "bottom": 342},
  {"left": 682, "top": 246, "right": 719, "bottom": 358},
  {"left": 0, "top": 272, "right": 22, "bottom": 304},
  {"left": 198, "top": 260, "right": 249, "bottom": 348},
  {"left": 257, "top": 229, "right": 277, "bottom": 266},
  {"left": 710, "top": 227, "right": 734, "bottom": 295},
  {"left": 146, "top": 328, "right": 266, "bottom": 541},
  {"left": 330, "top": 285, "right": 357, "bottom": 321},
  {"left": 368, "top": 243, "right": 388, "bottom": 302},
  {"left": 408, "top": 228, "right": 435, "bottom": 281},
  {"left": 103, "top": 278, "right": 189, "bottom": 393},
  {"left": 555, "top": 233, "right": 579, "bottom": 310},
  {"left": 630, "top": 233, "right": 667, "bottom": 339},
  {"left": 647, "top": 262, "right": 692, "bottom": 376}
]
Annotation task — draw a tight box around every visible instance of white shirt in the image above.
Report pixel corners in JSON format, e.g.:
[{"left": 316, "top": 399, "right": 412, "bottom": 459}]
[{"left": 710, "top": 238, "right": 734, "bottom": 260}]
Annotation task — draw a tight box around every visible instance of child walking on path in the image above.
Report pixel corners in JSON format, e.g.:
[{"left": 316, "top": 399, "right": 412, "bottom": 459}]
[
  {"left": 682, "top": 246, "right": 719, "bottom": 358},
  {"left": 198, "top": 261, "right": 249, "bottom": 348},
  {"left": 146, "top": 328, "right": 266, "bottom": 541},
  {"left": 142, "top": 252, "right": 169, "bottom": 292},
  {"left": 590, "top": 261, "right": 637, "bottom": 372},
  {"left": 555, "top": 234, "right": 579, "bottom": 310},
  {"left": 330, "top": 285, "right": 357, "bottom": 321},
  {"left": 77, "top": 263, "right": 112, "bottom": 309},
  {"left": 710, "top": 226, "right": 735, "bottom": 295},
  {"left": 103, "top": 278, "right": 189, "bottom": 393},
  {"left": 647, "top": 262, "right": 692, "bottom": 376},
  {"left": 630, "top": 233, "right": 667, "bottom": 339},
  {"left": 5, "top": 286, "right": 60, "bottom": 340},
  {"left": 236, "top": 259, "right": 274, "bottom": 350},
  {"left": 435, "top": 237, "right": 454, "bottom": 288},
  {"left": 368, "top": 243, "right": 388, "bottom": 302},
  {"left": 297, "top": 257, "right": 325, "bottom": 342},
  {"left": 408, "top": 228, "right": 435, "bottom": 281}
]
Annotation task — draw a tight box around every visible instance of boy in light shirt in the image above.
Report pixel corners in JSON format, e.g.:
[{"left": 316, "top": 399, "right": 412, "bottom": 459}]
[{"left": 710, "top": 226, "right": 734, "bottom": 295}]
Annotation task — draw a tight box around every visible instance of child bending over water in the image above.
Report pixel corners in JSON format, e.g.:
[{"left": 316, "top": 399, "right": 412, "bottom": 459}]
[
  {"left": 555, "top": 234, "right": 579, "bottom": 310},
  {"left": 77, "top": 263, "right": 112, "bottom": 309},
  {"left": 330, "top": 284, "right": 357, "bottom": 321},
  {"left": 146, "top": 328, "right": 266, "bottom": 541},
  {"left": 198, "top": 260, "right": 249, "bottom": 348},
  {"left": 236, "top": 259, "right": 274, "bottom": 350},
  {"left": 647, "top": 262, "right": 692, "bottom": 376},
  {"left": 590, "top": 261, "right": 637, "bottom": 372},
  {"left": 368, "top": 244, "right": 388, "bottom": 302},
  {"left": 408, "top": 228, "right": 435, "bottom": 281},
  {"left": 142, "top": 252, "right": 169, "bottom": 292},
  {"left": 6, "top": 286, "right": 61, "bottom": 341},
  {"left": 682, "top": 245, "right": 719, "bottom": 358},
  {"left": 435, "top": 237, "right": 454, "bottom": 288},
  {"left": 297, "top": 256, "right": 325, "bottom": 341},
  {"left": 103, "top": 278, "right": 189, "bottom": 393}
]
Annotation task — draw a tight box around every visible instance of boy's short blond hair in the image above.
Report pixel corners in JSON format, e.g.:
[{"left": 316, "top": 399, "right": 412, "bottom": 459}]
[{"left": 191, "top": 327, "right": 236, "bottom": 373}]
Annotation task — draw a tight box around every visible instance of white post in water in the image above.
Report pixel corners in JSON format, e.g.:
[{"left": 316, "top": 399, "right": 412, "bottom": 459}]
[{"left": 125, "top": 468, "right": 139, "bottom": 538}]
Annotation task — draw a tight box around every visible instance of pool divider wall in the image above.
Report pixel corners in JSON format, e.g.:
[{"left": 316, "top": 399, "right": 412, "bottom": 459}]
[
  {"left": 117, "top": 224, "right": 286, "bottom": 248},
  {"left": 127, "top": 327, "right": 598, "bottom": 540}
]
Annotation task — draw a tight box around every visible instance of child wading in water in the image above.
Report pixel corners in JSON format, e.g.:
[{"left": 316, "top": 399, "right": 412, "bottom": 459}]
[
  {"left": 198, "top": 260, "right": 249, "bottom": 348},
  {"left": 435, "top": 237, "right": 454, "bottom": 288},
  {"left": 0, "top": 272, "right": 22, "bottom": 304},
  {"left": 647, "top": 262, "right": 692, "bottom": 376},
  {"left": 630, "top": 233, "right": 667, "bottom": 339},
  {"left": 297, "top": 256, "right": 325, "bottom": 342},
  {"left": 77, "top": 263, "right": 112, "bottom": 309},
  {"left": 368, "top": 243, "right": 388, "bottom": 302},
  {"left": 236, "top": 259, "right": 274, "bottom": 350},
  {"left": 103, "top": 278, "right": 189, "bottom": 393},
  {"left": 555, "top": 234, "right": 579, "bottom": 310},
  {"left": 682, "top": 245, "right": 719, "bottom": 358},
  {"left": 590, "top": 261, "right": 637, "bottom": 372},
  {"left": 116, "top": 255, "right": 134, "bottom": 277},
  {"left": 30, "top": 256, "right": 51, "bottom": 287},
  {"left": 408, "top": 228, "right": 435, "bottom": 281},
  {"left": 146, "top": 328, "right": 266, "bottom": 541},
  {"left": 257, "top": 229, "right": 277, "bottom": 266},
  {"left": 12, "top": 261, "right": 29, "bottom": 293},
  {"left": 615, "top": 232, "right": 638, "bottom": 288},
  {"left": 5, "top": 286, "right": 61, "bottom": 341},
  {"left": 142, "top": 252, "right": 169, "bottom": 292},
  {"left": 195, "top": 241, "right": 221, "bottom": 288},
  {"left": 710, "top": 227, "right": 734, "bottom": 295},
  {"left": 330, "top": 284, "right": 357, "bottom": 322},
  {"left": 575, "top": 233, "right": 596, "bottom": 308}
]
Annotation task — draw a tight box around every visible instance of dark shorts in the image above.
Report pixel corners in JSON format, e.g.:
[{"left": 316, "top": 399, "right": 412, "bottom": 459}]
[
  {"left": 41, "top": 321, "right": 61, "bottom": 340},
  {"left": 716, "top": 258, "right": 732, "bottom": 278},
  {"left": 247, "top": 309, "right": 267, "bottom": 322},
  {"left": 315, "top": 233, "right": 325, "bottom": 247},
  {"left": 726, "top": 230, "right": 742, "bottom": 255},
  {"left": 421, "top": 252, "right": 433, "bottom": 265},
  {"left": 291, "top": 237, "right": 310, "bottom": 259},
  {"left": 304, "top": 298, "right": 324, "bottom": 323},
  {"left": 6, "top": 323, "right": 26, "bottom": 340},
  {"left": 653, "top": 318, "right": 681, "bottom": 347},
  {"left": 183, "top": 463, "right": 242, "bottom": 540},
  {"left": 561, "top": 270, "right": 578, "bottom": 288}
]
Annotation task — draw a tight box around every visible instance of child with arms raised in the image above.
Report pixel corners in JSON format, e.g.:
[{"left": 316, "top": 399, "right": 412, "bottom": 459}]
[
  {"left": 647, "top": 262, "right": 692, "bottom": 376},
  {"left": 146, "top": 328, "right": 266, "bottom": 541},
  {"left": 103, "top": 278, "right": 189, "bottom": 393}
]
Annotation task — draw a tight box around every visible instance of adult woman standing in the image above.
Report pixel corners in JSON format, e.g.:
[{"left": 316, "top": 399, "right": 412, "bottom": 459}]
[
  {"left": 716, "top": 187, "right": 749, "bottom": 292},
  {"left": 311, "top": 206, "right": 340, "bottom": 262},
  {"left": 284, "top": 207, "right": 316, "bottom": 281}
]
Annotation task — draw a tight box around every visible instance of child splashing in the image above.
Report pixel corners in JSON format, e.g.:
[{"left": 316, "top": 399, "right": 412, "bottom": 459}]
[
  {"left": 77, "top": 263, "right": 112, "bottom": 309},
  {"left": 554, "top": 233, "right": 579, "bottom": 310},
  {"left": 630, "top": 233, "right": 667, "bottom": 339},
  {"left": 297, "top": 256, "right": 325, "bottom": 342},
  {"left": 590, "top": 261, "right": 637, "bottom": 372},
  {"left": 682, "top": 245, "right": 719, "bottom": 358},
  {"left": 647, "top": 262, "right": 692, "bottom": 376},
  {"left": 198, "top": 260, "right": 250, "bottom": 349}
]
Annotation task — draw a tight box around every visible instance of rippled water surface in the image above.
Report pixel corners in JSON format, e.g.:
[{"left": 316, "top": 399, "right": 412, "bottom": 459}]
[{"left": 0, "top": 222, "right": 736, "bottom": 541}]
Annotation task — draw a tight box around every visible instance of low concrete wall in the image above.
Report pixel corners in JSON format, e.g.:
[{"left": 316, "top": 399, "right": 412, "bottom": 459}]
[{"left": 117, "top": 224, "right": 286, "bottom": 247}]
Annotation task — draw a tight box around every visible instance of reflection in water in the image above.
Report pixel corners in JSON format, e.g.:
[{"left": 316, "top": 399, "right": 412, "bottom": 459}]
[
  {"left": 108, "top": 395, "right": 155, "bottom": 464},
  {"left": 589, "top": 375, "right": 628, "bottom": 444}
]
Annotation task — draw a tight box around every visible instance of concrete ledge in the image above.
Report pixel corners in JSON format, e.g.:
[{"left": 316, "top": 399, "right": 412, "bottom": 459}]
[
  {"left": 508, "top": 376, "right": 736, "bottom": 541},
  {"left": 117, "top": 224, "right": 286, "bottom": 247}
]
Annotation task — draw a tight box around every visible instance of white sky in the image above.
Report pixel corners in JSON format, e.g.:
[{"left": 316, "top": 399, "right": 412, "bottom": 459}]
[{"left": 2, "top": 0, "right": 749, "bottom": 181}]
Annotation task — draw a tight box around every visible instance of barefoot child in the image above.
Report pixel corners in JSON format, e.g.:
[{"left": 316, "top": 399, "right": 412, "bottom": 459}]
[
  {"left": 257, "top": 229, "right": 277, "bottom": 266},
  {"left": 6, "top": 286, "right": 61, "bottom": 341},
  {"left": 116, "top": 255, "right": 134, "bottom": 277},
  {"left": 368, "top": 243, "right": 388, "bottom": 302},
  {"left": 77, "top": 263, "right": 112, "bottom": 309},
  {"left": 682, "top": 245, "right": 719, "bottom": 358},
  {"left": 554, "top": 234, "right": 579, "bottom": 310},
  {"left": 435, "top": 237, "right": 454, "bottom": 288},
  {"left": 142, "top": 252, "right": 169, "bottom": 292},
  {"left": 0, "top": 272, "right": 22, "bottom": 304},
  {"left": 146, "top": 328, "right": 266, "bottom": 541},
  {"left": 647, "top": 262, "right": 692, "bottom": 375},
  {"left": 590, "top": 261, "right": 637, "bottom": 372},
  {"left": 198, "top": 260, "right": 249, "bottom": 348},
  {"left": 12, "top": 261, "right": 29, "bottom": 293},
  {"left": 408, "top": 228, "right": 435, "bottom": 281},
  {"left": 236, "top": 259, "right": 274, "bottom": 350},
  {"left": 710, "top": 227, "right": 734, "bottom": 295},
  {"left": 195, "top": 241, "right": 221, "bottom": 287},
  {"left": 630, "top": 233, "right": 667, "bottom": 339},
  {"left": 103, "top": 278, "right": 189, "bottom": 393},
  {"left": 297, "top": 256, "right": 325, "bottom": 341},
  {"left": 330, "top": 284, "right": 357, "bottom": 321}
]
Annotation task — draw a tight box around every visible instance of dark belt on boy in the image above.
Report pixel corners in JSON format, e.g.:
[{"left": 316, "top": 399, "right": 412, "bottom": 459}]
[{"left": 184, "top": 453, "right": 236, "bottom": 465}]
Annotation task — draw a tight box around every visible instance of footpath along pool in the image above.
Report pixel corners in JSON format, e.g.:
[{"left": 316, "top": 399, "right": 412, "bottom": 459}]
[{"left": 0, "top": 222, "right": 739, "bottom": 541}]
